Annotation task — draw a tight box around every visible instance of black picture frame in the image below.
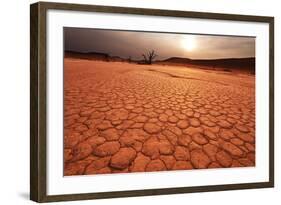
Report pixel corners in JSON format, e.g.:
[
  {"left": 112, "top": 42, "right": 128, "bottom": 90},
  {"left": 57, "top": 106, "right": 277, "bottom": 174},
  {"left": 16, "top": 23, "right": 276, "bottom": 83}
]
[{"left": 30, "top": 1, "right": 274, "bottom": 202}]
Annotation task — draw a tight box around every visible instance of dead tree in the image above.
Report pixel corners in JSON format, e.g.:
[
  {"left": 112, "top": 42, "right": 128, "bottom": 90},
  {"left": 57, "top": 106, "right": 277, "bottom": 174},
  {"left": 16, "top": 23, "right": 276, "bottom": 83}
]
[{"left": 142, "top": 50, "right": 157, "bottom": 64}]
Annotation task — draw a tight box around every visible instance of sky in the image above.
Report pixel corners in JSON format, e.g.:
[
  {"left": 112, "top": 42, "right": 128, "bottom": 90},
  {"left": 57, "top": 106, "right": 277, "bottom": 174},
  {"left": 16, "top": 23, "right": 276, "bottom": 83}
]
[{"left": 64, "top": 27, "right": 255, "bottom": 60}]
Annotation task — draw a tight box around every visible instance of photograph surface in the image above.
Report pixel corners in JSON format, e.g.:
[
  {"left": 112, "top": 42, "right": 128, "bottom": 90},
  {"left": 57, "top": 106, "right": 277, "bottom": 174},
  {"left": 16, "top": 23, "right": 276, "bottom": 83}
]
[{"left": 63, "top": 28, "right": 256, "bottom": 176}]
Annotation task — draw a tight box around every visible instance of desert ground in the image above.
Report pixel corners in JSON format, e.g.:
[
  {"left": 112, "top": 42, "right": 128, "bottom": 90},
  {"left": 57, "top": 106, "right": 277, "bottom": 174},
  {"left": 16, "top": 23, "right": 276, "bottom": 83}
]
[{"left": 63, "top": 58, "right": 255, "bottom": 176}]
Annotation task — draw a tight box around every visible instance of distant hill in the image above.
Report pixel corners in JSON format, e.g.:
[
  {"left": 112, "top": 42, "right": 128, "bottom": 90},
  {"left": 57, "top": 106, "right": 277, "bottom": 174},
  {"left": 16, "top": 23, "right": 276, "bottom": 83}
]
[
  {"left": 65, "top": 51, "right": 128, "bottom": 62},
  {"left": 65, "top": 51, "right": 110, "bottom": 61},
  {"left": 158, "top": 57, "right": 255, "bottom": 74},
  {"left": 64, "top": 51, "right": 255, "bottom": 74}
]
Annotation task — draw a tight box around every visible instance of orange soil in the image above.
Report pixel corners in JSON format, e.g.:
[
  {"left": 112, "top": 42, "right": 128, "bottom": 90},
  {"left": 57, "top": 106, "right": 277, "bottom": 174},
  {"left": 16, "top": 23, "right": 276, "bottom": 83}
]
[{"left": 63, "top": 58, "right": 255, "bottom": 176}]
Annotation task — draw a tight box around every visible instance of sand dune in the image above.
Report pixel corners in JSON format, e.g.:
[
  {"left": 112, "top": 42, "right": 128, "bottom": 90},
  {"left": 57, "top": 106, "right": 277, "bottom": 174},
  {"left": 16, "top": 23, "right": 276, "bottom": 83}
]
[
  {"left": 159, "top": 57, "right": 255, "bottom": 74},
  {"left": 64, "top": 51, "right": 255, "bottom": 74}
]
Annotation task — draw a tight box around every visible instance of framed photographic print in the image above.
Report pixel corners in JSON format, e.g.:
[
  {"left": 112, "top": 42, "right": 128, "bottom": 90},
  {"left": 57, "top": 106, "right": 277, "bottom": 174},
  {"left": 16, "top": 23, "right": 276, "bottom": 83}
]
[{"left": 30, "top": 1, "right": 274, "bottom": 202}]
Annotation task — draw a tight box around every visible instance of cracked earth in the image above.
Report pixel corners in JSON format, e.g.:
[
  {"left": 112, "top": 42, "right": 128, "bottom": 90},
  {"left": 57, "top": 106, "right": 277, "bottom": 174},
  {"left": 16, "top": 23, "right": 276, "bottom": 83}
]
[{"left": 64, "top": 59, "right": 255, "bottom": 176}]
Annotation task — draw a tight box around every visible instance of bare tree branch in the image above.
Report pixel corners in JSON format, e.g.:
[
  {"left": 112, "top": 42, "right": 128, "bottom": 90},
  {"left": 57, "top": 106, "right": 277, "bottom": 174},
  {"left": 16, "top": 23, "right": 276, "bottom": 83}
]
[
  {"left": 142, "top": 50, "right": 157, "bottom": 64},
  {"left": 142, "top": 54, "right": 148, "bottom": 62}
]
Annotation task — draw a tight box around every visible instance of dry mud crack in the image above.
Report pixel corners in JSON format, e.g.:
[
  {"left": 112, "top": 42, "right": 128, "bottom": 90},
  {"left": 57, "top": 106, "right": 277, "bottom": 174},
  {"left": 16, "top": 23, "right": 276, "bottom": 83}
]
[{"left": 64, "top": 59, "right": 255, "bottom": 176}]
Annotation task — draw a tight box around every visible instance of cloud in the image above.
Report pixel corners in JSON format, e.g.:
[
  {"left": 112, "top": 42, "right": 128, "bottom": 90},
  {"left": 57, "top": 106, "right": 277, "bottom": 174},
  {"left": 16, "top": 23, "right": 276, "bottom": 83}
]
[{"left": 64, "top": 27, "right": 255, "bottom": 60}]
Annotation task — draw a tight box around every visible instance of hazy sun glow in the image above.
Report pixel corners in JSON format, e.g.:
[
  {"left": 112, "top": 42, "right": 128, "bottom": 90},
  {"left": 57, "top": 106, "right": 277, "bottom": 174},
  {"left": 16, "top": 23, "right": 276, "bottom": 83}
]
[{"left": 181, "top": 36, "right": 197, "bottom": 52}]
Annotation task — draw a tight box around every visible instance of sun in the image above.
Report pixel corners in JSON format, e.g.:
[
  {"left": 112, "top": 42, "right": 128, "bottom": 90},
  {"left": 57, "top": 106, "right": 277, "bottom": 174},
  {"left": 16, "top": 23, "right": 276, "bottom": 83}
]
[{"left": 181, "top": 36, "right": 197, "bottom": 52}]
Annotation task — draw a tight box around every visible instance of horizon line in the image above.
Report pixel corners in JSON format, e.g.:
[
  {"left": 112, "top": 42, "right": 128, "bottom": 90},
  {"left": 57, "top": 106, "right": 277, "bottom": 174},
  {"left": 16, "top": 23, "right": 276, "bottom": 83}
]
[{"left": 64, "top": 50, "right": 255, "bottom": 61}]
